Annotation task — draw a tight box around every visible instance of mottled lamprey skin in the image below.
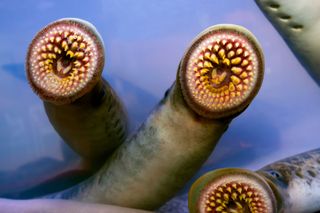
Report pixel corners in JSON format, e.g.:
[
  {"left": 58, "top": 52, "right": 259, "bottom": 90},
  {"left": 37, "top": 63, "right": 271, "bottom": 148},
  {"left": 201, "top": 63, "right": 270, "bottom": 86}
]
[
  {"left": 47, "top": 24, "right": 264, "bottom": 211},
  {"left": 189, "top": 148, "right": 320, "bottom": 213},
  {"left": 26, "top": 18, "right": 127, "bottom": 161},
  {"left": 254, "top": 0, "right": 320, "bottom": 85}
]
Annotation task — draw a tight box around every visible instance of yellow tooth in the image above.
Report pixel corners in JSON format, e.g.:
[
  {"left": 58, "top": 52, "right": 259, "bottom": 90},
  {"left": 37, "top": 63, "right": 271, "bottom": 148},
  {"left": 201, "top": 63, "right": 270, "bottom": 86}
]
[
  {"left": 55, "top": 36, "right": 61, "bottom": 43},
  {"left": 85, "top": 62, "right": 90, "bottom": 67},
  {"left": 231, "top": 75, "right": 241, "bottom": 85},
  {"left": 247, "top": 192, "right": 253, "bottom": 197},
  {"left": 236, "top": 48, "right": 243, "bottom": 55},
  {"left": 74, "top": 52, "right": 84, "bottom": 58},
  {"left": 45, "top": 59, "right": 52, "bottom": 65},
  {"left": 64, "top": 32, "right": 70, "bottom": 38},
  {"left": 229, "top": 82, "right": 235, "bottom": 91},
  {"left": 204, "top": 61, "right": 213, "bottom": 68},
  {"left": 207, "top": 44, "right": 213, "bottom": 51},
  {"left": 200, "top": 76, "right": 208, "bottom": 81},
  {"left": 79, "top": 67, "right": 86, "bottom": 72},
  {"left": 231, "top": 67, "right": 242, "bottom": 74},
  {"left": 197, "top": 62, "right": 204, "bottom": 68},
  {"left": 41, "top": 46, "right": 46, "bottom": 51},
  {"left": 54, "top": 46, "right": 61, "bottom": 54},
  {"left": 243, "top": 79, "right": 249, "bottom": 84},
  {"left": 216, "top": 206, "right": 224, "bottom": 211},
  {"left": 235, "top": 42, "right": 240, "bottom": 48},
  {"left": 231, "top": 57, "right": 242, "bottom": 65},
  {"left": 247, "top": 65, "right": 253, "bottom": 71},
  {"left": 71, "top": 42, "right": 79, "bottom": 50},
  {"left": 241, "top": 59, "right": 249, "bottom": 66},
  {"left": 79, "top": 42, "right": 86, "bottom": 49},
  {"left": 222, "top": 58, "right": 230, "bottom": 66},
  {"left": 222, "top": 39, "right": 227, "bottom": 45},
  {"left": 77, "top": 35, "right": 83, "bottom": 41},
  {"left": 244, "top": 51, "right": 249, "bottom": 57},
  {"left": 240, "top": 72, "right": 248, "bottom": 79},
  {"left": 46, "top": 44, "right": 53, "bottom": 51},
  {"left": 227, "top": 51, "right": 235, "bottom": 58},
  {"left": 204, "top": 52, "right": 211, "bottom": 59},
  {"left": 226, "top": 43, "right": 233, "bottom": 50},
  {"left": 237, "top": 188, "right": 243, "bottom": 194},
  {"left": 219, "top": 72, "right": 227, "bottom": 82},
  {"left": 83, "top": 57, "right": 89, "bottom": 62},
  {"left": 198, "top": 55, "right": 204, "bottom": 61},
  {"left": 41, "top": 53, "right": 47, "bottom": 59},
  {"left": 223, "top": 194, "right": 229, "bottom": 201},
  {"left": 214, "top": 44, "right": 219, "bottom": 52},
  {"left": 62, "top": 40, "right": 68, "bottom": 51},
  {"left": 218, "top": 49, "right": 225, "bottom": 59},
  {"left": 66, "top": 50, "right": 74, "bottom": 58},
  {"left": 200, "top": 68, "right": 209, "bottom": 74},
  {"left": 210, "top": 54, "right": 219, "bottom": 64},
  {"left": 72, "top": 68, "right": 78, "bottom": 75},
  {"left": 49, "top": 36, "right": 55, "bottom": 43},
  {"left": 48, "top": 53, "right": 56, "bottom": 59},
  {"left": 39, "top": 61, "right": 44, "bottom": 67},
  {"left": 74, "top": 61, "right": 82, "bottom": 67}
]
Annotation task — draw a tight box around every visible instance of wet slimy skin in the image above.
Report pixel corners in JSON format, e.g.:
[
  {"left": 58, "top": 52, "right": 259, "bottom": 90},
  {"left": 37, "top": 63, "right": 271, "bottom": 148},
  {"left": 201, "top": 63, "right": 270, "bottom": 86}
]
[
  {"left": 26, "top": 18, "right": 127, "bottom": 161},
  {"left": 46, "top": 24, "right": 264, "bottom": 210},
  {"left": 189, "top": 148, "right": 320, "bottom": 213},
  {"left": 254, "top": 0, "right": 320, "bottom": 85}
]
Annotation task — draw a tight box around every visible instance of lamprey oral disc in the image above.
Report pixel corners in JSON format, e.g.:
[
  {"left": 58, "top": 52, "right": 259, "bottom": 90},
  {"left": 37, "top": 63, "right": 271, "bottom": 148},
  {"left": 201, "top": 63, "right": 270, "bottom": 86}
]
[
  {"left": 189, "top": 148, "right": 320, "bottom": 213},
  {"left": 43, "top": 24, "right": 264, "bottom": 211},
  {"left": 26, "top": 18, "right": 127, "bottom": 161},
  {"left": 179, "top": 24, "right": 264, "bottom": 118},
  {"left": 189, "top": 168, "right": 276, "bottom": 213}
]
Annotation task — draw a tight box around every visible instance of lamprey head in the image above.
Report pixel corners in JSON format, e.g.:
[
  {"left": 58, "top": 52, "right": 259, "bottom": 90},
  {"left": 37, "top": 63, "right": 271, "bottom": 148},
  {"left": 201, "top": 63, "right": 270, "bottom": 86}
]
[
  {"left": 179, "top": 25, "right": 264, "bottom": 119},
  {"left": 188, "top": 168, "right": 277, "bottom": 213},
  {"left": 26, "top": 18, "right": 104, "bottom": 104}
]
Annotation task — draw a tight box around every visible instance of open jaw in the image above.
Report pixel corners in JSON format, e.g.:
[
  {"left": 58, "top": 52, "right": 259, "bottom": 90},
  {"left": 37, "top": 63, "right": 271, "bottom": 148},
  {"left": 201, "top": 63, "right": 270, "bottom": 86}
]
[
  {"left": 179, "top": 25, "right": 264, "bottom": 119},
  {"left": 188, "top": 168, "right": 277, "bottom": 213},
  {"left": 26, "top": 18, "right": 105, "bottom": 104}
]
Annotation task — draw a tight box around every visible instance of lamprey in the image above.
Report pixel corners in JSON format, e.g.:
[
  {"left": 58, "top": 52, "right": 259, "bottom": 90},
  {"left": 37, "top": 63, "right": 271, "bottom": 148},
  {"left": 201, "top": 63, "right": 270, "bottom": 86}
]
[
  {"left": 189, "top": 148, "right": 320, "bottom": 213},
  {"left": 46, "top": 24, "right": 264, "bottom": 210},
  {"left": 255, "top": 0, "right": 320, "bottom": 85},
  {"left": 26, "top": 18, "right": 127, "bottom": 161}
]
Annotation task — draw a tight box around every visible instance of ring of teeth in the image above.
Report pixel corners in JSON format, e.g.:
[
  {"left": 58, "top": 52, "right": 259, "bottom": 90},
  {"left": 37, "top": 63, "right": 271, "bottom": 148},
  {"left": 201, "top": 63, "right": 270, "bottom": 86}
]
[
  {"left": 203, "top": 181, "right": 268, "bottom": 213},
  {"left": 186, "top": 32, "right": 258, "bottom": 111},
  {"left": 28, "top": 23, "right": 99, "bottom": 97}
]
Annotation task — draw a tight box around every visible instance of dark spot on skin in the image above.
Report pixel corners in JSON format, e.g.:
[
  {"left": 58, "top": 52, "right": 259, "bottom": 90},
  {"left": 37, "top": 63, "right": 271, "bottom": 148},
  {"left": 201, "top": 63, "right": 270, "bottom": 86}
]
[
  {"left": 268, "top": 2, "right": 280, "bottom": 9},
  {"left": 290, "top": 23, "right": 303, "bottom": 31},
  {"left": 307, "top": 170, "right": 317, "bottom": 178},
  {"left": 278, "top": 14, "right": 291, "bottom": 21}
]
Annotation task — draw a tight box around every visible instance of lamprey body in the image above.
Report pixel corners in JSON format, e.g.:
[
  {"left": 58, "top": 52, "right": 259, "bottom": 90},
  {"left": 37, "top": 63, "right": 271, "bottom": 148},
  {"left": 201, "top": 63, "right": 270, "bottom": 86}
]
[
  {"left": 46, "top": 24, "right": 264, "bottom": 210},
  {"left": 0, "top": 198, "right": 153, "bottom": 213},
  {"left": 189, "top": 148, "right": 320, "bottom": 213},
  {"left": 26, "top": 18, "right": 127, "bottom": 161},
  {"left": 254, "top": 0, "right": 320, "bottom": 85}
]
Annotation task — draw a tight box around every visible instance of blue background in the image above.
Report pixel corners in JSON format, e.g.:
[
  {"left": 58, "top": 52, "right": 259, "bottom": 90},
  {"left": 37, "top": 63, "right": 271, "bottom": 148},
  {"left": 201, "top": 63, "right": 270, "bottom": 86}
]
[{"left": 0, "top": 0, "right": 319, "bottom": 210}]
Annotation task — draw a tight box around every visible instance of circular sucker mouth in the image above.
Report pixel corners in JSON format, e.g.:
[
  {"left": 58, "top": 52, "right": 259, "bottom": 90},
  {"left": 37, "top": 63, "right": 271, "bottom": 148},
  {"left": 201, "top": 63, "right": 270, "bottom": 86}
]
[
  {"left": 26, "top": 18, "right": 105, "bottom": 104},
  {"left": 179, "top": 25, "right": 264, "bottom": 119},
  {"left": 188, "top": 168, "right": 276, "bottom": 213}
]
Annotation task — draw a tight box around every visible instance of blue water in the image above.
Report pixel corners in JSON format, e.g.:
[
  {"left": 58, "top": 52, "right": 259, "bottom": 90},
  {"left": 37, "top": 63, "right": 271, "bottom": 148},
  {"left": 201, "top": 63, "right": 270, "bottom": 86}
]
[{"left": 0, "top": 0, "right": 320, "bottom": 211}]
